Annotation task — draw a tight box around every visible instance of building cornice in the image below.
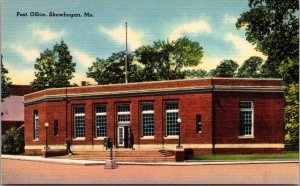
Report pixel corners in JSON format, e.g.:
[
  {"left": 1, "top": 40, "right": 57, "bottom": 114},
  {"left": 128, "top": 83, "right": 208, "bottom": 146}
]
[
  {"left": 213, "top": 85, "right": 286, "bottom": 92},
  {"left": 24, "top": 85, "right": 285, "bottom": 106}
]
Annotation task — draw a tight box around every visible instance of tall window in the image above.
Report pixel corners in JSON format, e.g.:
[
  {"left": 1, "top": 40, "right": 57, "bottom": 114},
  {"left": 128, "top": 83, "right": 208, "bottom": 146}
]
[
  {"left": 95, "top": 105, "right": 107, "bottom": 137},
  {"left": 239, "top": 101, "right": 253, "bottom": 136},
  {"left": 74, "top": 106, "right": 85, "bottom": 138},
  {"left": 196, "top": 114, "right": 202, "bottom": 132},
  {"left": 33, "top": 110, "right": 39, "bottom": 139},
  {"left": 54, "top": 119, "right": 59, "bottom": 136},
  {"left": 165, "top": 102, "right": 179, "bottom": 136},
  {"left": 117, "top": 104, "right": 130, "bottom": 124},
  {"left": 141, "top": 103, "right": 154, "bottom": 137}
]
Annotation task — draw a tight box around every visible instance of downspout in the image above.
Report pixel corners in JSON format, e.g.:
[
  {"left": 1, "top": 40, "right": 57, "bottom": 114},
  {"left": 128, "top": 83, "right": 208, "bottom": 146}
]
[
  {"left": 211, "top": 78, "right": 216, "bottom": 154},
  {"left": 65, "top": 87, "right": 68, "bottom": 139}
]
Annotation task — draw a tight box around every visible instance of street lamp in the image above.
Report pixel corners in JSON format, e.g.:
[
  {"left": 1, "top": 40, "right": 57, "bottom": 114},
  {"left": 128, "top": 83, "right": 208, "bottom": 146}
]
[
  {"left": 44, "top": 122, "right": 50, "bottom": 150},
  {"left": 177, "top": 118, "right": 182, "bottom": 149}
]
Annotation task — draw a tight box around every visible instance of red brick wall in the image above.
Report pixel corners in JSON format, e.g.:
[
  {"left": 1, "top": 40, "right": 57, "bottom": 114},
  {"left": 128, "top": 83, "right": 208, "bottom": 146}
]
[
  {"left": 213, "top": 91, "right": 285, "bottom": 144},
  {"left": 24, "top": 92, "right": 213, "bottom": 148},
  {"left": 24, "top": 78, "right": 285, "bottom": 154}
]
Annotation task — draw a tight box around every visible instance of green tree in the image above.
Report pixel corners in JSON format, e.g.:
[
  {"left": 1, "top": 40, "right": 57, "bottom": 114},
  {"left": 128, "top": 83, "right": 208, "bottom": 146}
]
[
  {"left": 237, "top": 56, "right": 263, "bottom": 78},
  {"left": 53, "top": 40, "right": 76, "bottom": 87},
  {"left": 2, "top": 127, "right": 24, "bottom": 154},
  {"left": 31, "top": 49, "right": 56, "bottom": 91},
  {"left": 209, "top": 60, "right": 239, "bottom": 77},
  {"left": 236, "top": 0, "right": 299, "bottom": 83},
  {"left": 284, "top": 83, "right": 299, "bottom": 148},
  {"left": 31, "top": 41, "right": 76, "bottom": 91},
  {"left": 135, "top": 37, "right": 204, "bottom": 81},
  {"left": 277, "top": 57, "right": 299, "bottom": 85},
  {"left": 87, "top": 51, "right": 143, "bottom": 84},
  {"left": 1, "top": 55, "right": 12, "bottom": 100},
  {"left": 236, "top": 0, "right": 299, "bottom": 148},
  {"left": 185, "top": 69, "right": 207, "bottom": 78}
]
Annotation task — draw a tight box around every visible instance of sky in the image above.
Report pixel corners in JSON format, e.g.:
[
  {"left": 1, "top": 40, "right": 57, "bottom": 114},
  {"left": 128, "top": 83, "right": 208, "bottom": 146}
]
[{"left": 2, "top": 0, "right": 267, "bottom": 85}]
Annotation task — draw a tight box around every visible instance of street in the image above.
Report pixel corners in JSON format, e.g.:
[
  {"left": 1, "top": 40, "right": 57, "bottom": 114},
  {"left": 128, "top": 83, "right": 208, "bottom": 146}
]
[{"left": 1, "top": 159, "right": 299, "bottom": 184}]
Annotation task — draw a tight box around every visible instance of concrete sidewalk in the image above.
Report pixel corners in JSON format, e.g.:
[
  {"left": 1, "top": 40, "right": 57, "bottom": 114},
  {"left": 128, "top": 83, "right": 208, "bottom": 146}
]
[{"left": 1, "top": 154, "right": 298, "bottom": 166}]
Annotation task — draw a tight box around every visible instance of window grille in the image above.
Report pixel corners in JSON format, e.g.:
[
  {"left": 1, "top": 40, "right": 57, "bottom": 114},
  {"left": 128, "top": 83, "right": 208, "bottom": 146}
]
[
  {"left": 165, "top": 102, "right": 179, "bottom": 136},
  {"left": 141, "top": 103, "right": 154, "bottom": 136},
  {"left": 74, "top": 106, "right": 85, "bottom": 138},
  {"left": 117, "top": 104, "right": 130, "bottom": 124},
  {"left": 239, "top": 101, "right": 253, "bottom": 136},
  {"left": 95, "top": 105, "right": 107, "bottom": 137}
]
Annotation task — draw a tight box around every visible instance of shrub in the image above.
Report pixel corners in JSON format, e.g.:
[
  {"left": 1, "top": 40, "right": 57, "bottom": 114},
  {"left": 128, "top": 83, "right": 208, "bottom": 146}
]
[{"left": 2, "top": 127, "right": 24, "bottom": 154}]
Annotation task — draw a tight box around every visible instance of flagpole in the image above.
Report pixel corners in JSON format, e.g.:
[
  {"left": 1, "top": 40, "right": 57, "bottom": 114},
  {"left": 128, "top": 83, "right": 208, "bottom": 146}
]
[{"left": 125, "top": 22, "right": 128, "bottom": 84}]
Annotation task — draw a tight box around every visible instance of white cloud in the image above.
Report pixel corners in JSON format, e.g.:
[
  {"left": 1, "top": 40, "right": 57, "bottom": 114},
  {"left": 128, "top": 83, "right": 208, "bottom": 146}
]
[
  {"left": 183, "top": 56, "right": 223, "bottom": 71},
  {"left": 9, "top": 44, "right": 39, "bottom": 63},
  {"left": 72, "top": 50, "right": 95, "bottom": 68},
  {"left": 201, "top": 57, "right": 224, "bottom": 71},
  {"left": 168, "top": 20, "right": 212, "bottom": 41},
  {"left": 224, "top": 14, "right": 238, "bottom": 25},
  {"left": 8, "top": 67, "right": 35, "bottom": 85},
  {"left": 224, "top": 33, "right": 267, "bottom": 65},
  {"left": 33, "top": 29, "right": 65, "bottom": 43},
  {"left": 100, "top": 25, "right": 144, "bottom": 50}
]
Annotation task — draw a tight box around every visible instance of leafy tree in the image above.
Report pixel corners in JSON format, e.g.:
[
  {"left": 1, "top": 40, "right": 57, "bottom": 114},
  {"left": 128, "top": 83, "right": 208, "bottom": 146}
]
[
  {"left": 31, "top": 49, "right": 56, "bottom": 91},
  {"left": 135, "top": 37, "right": 204, "bottom": 81},
  {"left": 1, "top": 55, "right": 12, "bottom": 100},
  {"left": 53, "top": 40, "right": 76, "bottom": 87},
  {"left": 31, "top": 40, "right": 76, "bottom": 91},
  {"left": 284, "top": 83, "right": 299, "bottom": 148},
  {"left": 259, "top": 60, "right": 281, "bottom": 78},
  {"left": 236, "top": 0, "right": 299, "bottom": 148},
  {"left": 236, "top": 0, "right": 299, "bottom": 83},
  {"left": 277, "top": 57, "right": 299, "bottom": 85},
  {"left": 87, "top": 51, "right": 143, "bottom": 84},
  {"left": 237, "top": 56, "right": 263, "bottom": 78},
  {"left": 209, "top": 60, "right": 239, "bottom": 77},
  {"left": 2, "top": 127, "right": 24, "bottom": 154},
  {"left": 185, "top": 69, "right": 207, "bottom": 78}
]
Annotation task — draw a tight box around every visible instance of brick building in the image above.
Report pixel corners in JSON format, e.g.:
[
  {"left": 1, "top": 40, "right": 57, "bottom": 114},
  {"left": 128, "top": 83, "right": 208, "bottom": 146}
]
[{"left": 24, "top": 78, "right": 285, "bottom": 154}]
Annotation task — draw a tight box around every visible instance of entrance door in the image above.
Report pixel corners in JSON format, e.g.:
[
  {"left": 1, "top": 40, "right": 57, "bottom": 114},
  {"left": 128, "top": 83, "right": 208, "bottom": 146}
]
[{"left": 117, "top": 126, "right": 130, "bottom": 148}]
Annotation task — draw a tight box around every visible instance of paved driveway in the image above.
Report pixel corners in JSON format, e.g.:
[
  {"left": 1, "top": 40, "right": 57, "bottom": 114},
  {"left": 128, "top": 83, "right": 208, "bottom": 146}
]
[{"left": 2, "top": 159, "right": 299, "bottom": 184}]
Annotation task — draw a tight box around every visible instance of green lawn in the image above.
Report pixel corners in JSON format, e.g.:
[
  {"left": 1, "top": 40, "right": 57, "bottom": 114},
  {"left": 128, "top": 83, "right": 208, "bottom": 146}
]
[{"left": 187, "top": 151, "right": 299, "bottom": 161}]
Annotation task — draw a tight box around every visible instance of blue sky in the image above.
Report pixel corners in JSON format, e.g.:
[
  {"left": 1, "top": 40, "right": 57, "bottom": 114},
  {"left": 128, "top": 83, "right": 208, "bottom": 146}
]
[{"left": 2, "top": 0, "right": 266, "bottom": 85}]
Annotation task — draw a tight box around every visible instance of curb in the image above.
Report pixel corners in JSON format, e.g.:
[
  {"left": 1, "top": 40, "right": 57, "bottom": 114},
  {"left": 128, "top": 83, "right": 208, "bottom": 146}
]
[{"left": 2, "top": 155, "right": 299, "bottom": 166}]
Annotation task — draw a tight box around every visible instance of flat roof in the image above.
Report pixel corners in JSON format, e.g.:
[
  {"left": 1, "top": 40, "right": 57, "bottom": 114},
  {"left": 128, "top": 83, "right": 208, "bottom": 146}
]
[{"left": 24, "top": 78, "right": 285, "bottom": 105}]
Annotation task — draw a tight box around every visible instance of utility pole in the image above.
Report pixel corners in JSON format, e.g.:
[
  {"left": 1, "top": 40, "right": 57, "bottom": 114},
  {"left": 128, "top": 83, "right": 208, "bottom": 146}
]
[{"left": 125, "top": 22, "right": 128, "bottom": 84}]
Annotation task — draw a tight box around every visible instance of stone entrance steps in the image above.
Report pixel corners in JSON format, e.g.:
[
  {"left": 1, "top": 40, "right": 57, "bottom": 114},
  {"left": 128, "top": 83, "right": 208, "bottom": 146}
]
[{"left": 52, "top": 149, "right": 176, "bottom": 162}]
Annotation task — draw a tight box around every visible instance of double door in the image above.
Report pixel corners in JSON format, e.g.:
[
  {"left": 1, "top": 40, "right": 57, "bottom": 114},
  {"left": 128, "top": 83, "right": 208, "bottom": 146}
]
[{"left": 117, "top": 125, "right": 130, "bottom": 148}]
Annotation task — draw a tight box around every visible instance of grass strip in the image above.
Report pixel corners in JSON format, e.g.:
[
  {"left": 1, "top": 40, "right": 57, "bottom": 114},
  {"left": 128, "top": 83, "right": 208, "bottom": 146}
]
[{"left": 187, "top": 151, "right": 299, "bottom": 160}]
